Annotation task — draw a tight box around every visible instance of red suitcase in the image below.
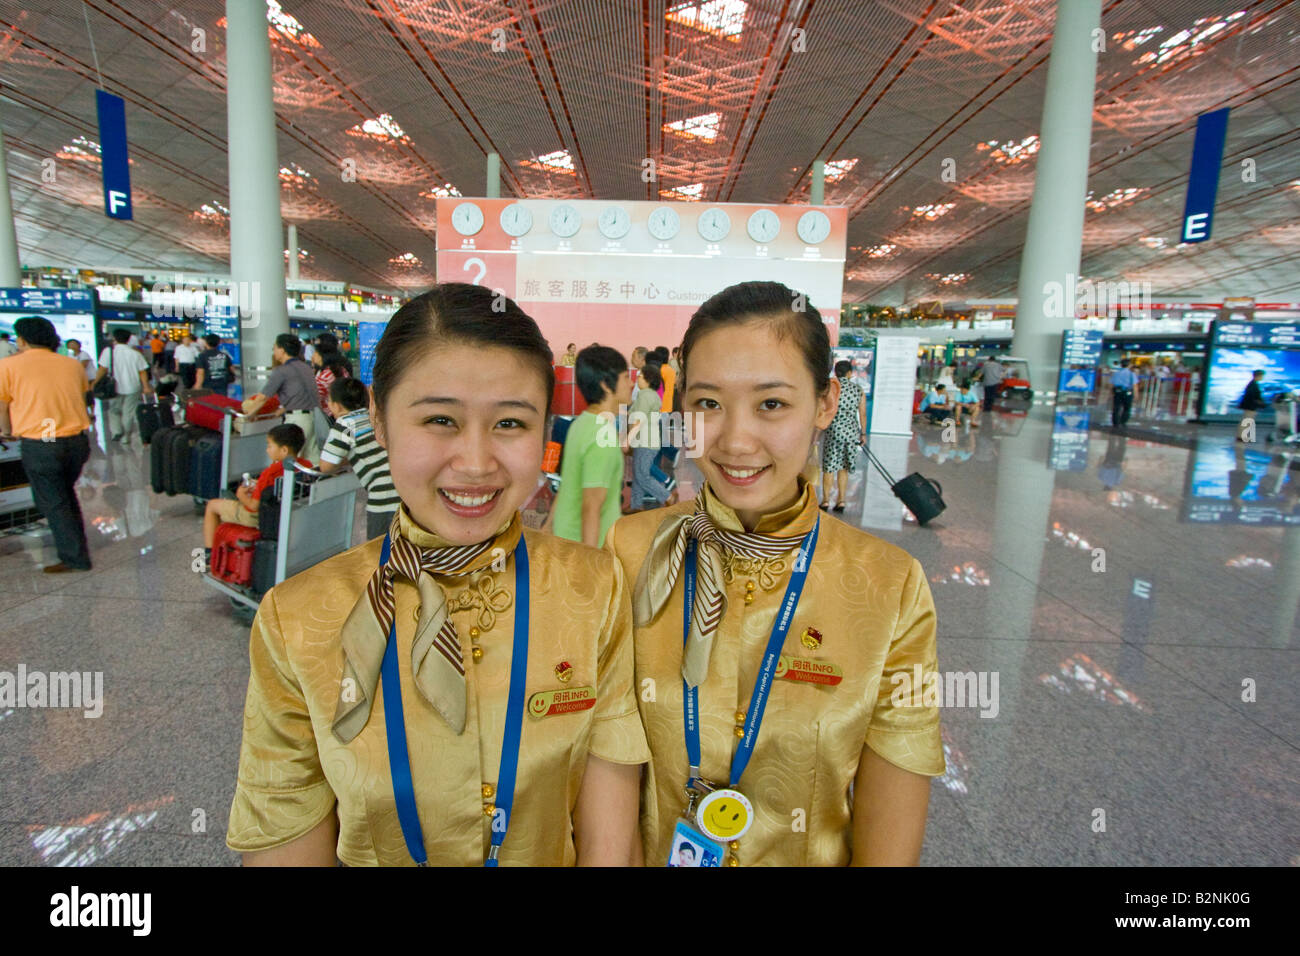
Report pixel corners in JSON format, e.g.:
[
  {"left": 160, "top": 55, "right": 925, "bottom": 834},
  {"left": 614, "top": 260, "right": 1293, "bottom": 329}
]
[
  {"left": 211, "top": 523, "right": 260, "bottom": 586},
  {"left": 187, "top": 394, "right": 279, "bottom": 432}
]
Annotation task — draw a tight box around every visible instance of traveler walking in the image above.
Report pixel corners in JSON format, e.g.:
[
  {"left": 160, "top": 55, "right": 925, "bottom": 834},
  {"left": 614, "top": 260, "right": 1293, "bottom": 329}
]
[
  {"left": 0, "top": 316, "right": 95, "bottom": 571},
  {"left": 93, "top": 328, "right": 154, "bottom": 442}
]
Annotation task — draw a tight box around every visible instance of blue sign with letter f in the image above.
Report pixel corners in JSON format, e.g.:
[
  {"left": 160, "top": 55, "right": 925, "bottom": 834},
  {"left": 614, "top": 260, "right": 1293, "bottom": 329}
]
[{"left": 95, "top": 89, "right": 133, "bottom": 221}]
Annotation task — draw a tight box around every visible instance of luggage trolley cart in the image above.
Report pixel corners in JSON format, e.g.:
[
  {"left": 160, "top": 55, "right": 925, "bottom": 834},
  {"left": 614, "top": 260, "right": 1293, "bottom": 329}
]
[
  {"left": 202, "top": 461, "right": 361, "bottom": 624},
  {"left": 1268, "top": 393, "right": 1300, "bottom": 445},
  {"left": 0, "top": 439, "right": 42, "bottom": 532}
]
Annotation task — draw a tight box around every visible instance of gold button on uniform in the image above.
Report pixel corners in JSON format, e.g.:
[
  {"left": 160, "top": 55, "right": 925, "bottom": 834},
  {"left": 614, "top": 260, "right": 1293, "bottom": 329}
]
[
  {"left": 744, "top": 580, "right": 756, "bottom": 592},
  {"left": 726, "top": 857, "right": 740, "bottom": 867},
  {"left": 743, "top": 593, "right": 754, "bottom": 605},
  {"left": 734, "top": 727, "right": 745, "bottom": 739},
  {"left": 734, "top": 711, "right": 745, "bottom": 724},
  {"left": 469, "top": 626, "right": 480, "bottom": 638},
  {"left": 482, "top": 783, "right": 495, "bottom": 799},
  {"left": 471, "top": 647, "right": 484, "bottom": 661},
  {"left": 483, "top": 803, "right": 495, "bottom": 817}
]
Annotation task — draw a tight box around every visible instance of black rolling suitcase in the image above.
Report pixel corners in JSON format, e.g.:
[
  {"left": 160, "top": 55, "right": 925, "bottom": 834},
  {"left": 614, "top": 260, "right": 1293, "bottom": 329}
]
[
  {"left": 862, "top": 442, "right": 947, "bottom": 526},
  {"left": 166, "top": 426, "right": 203, "bottom": 495},
  {"left": 257, "top": 485, "right": 281, "bottom": 540},
  {"left": 150, "top": 427, "right": 173, "bottom": 493},
  {"left": 250, "top": 538, "right": 278, "bottom": 596},
  {"left": 188, "top": 432, "right": 224, "bottom": 500},
  {"left": 137, "top": 397, "right": 174, "bottom": 445}
]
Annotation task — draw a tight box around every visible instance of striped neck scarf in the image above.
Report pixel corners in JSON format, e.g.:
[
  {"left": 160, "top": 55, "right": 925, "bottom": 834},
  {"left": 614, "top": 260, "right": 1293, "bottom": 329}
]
[
  {"left": 332, "top": 507, "right": 523, "bottom": 743},
  {"left": 633, "top": 478, "right": 817, "bottom": 688}
]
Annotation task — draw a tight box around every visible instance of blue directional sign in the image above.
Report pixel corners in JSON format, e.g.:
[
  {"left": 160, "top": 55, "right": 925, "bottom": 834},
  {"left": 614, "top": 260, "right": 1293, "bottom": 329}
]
[
  {"left": 1180, "top": 107, "right": 1229, "bottom": 244},
  {"left": 0, "top": 288, "right": 95, "bottom": 313},
  {"left": 1211, "top": 321, "right": 1300, "bottom": 348},
  {"left": 95, "top": 89, "right": 133, "bottom": 221},
  {"left": 358, "top": 321, "right": 385, "bottom": 384},
  {"left": 1058, "top": 329, "right": 1104, "bottom": 393}
]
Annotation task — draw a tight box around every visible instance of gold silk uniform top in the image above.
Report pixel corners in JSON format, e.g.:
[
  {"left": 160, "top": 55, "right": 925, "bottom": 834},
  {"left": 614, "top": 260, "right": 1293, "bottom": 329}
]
[
  {"left": 605, "top": 481, "right": 944, "bottom": 867},
  {"left": 227, "top": 507, "right": 650, "bottom": 866}
]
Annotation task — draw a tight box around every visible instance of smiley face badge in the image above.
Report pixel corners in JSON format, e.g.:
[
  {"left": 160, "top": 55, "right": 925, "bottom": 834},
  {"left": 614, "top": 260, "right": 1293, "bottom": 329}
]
[{"left": 695, "top": 788, "right": 754, "bottom": 843}]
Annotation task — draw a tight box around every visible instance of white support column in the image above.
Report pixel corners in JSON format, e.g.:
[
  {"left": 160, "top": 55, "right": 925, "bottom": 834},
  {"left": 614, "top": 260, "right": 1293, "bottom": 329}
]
[
  {"left": 486, "top": 152, "right": 501, "bottom": 199},
  {"left": 1012, "top": 0, "right": 1102, "bottom": 394},
  {"left": 810, "top": 158, "right": 825, "bottom": 206},
  {"left": 287, "top": 223, "right": 299, "bottom": 281},
  {"left": 225, "top": 0, "right": 288, "bottom": 392},
  {"left": 0, "top": 125, "right": 21, "bottom": 286}
]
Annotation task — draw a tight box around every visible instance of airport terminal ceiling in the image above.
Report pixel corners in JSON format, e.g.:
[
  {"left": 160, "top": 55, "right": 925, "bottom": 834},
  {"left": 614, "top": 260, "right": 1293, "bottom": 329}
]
[{"left": 0, "top": 0, "right": 1296, "bottom": 302}]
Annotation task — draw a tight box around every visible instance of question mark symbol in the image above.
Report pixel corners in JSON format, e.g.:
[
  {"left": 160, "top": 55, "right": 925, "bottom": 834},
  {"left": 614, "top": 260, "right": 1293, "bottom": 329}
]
[{"left": 464, "top": 257, "right": 487, "bottom": 286}]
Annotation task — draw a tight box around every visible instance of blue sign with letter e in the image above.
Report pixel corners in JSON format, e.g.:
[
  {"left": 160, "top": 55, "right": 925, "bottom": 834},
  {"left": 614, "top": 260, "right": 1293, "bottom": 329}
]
[
  {"left": 1179, "top": 107, "right": 1229, "bottom": 244},
  {"left": 95, "top": 89, "right": 133, "bottom": 221}
]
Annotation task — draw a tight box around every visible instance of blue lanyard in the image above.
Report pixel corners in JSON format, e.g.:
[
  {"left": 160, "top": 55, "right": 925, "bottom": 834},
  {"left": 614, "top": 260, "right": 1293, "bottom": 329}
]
[
  {"left": 380, "top": 532, "right": 530, "bottom": 867},
  {"left": 682, "top": 516, "right": 820, "bottom": 791}
]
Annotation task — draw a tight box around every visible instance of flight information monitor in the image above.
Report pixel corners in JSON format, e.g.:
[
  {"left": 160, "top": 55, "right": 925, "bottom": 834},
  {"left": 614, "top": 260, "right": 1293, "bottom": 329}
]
[{"left": 0, "top": 288, "right": 99, "bottom": 355}]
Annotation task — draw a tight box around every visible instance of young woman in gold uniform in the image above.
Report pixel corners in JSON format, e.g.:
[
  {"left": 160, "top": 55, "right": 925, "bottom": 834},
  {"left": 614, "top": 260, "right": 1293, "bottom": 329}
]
[
  {"left": 606, "top": 281, "right": 944, "bottom": 867},
  {"left": 227, "top": 283, "right": 648, "bottom": 866}
]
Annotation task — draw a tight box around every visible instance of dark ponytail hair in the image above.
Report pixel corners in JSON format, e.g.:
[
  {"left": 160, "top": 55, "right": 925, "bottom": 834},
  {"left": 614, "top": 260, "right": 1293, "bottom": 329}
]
[
  {"left": 316, "top": 348, "right": 352, "bottom": 380},
  {"left": 681, "top": 281, "right": 831, "bottom": 396},
  {"left": 371, "top": 283, "right": 554, "bottom": 415}
]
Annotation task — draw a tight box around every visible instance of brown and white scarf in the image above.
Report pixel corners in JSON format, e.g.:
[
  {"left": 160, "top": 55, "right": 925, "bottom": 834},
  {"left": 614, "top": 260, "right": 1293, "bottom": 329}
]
[
  {"left": 633, "top": 482, "right": 815, "bottom": 688},
  {"left": 332, "top": 509, "right": 522, "bottom": 743}
]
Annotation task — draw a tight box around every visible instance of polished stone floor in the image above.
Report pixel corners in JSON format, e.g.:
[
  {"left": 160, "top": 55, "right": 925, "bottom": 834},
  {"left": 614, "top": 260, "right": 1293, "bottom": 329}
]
[{"left": 0, "top": 403, "right": 1296, "bottom": 866}]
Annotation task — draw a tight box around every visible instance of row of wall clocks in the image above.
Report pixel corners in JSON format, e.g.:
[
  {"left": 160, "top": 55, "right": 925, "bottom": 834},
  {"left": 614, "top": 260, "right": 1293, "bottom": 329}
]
[{"left": 450, "top": 201, "right": 834, "bottom": 245}]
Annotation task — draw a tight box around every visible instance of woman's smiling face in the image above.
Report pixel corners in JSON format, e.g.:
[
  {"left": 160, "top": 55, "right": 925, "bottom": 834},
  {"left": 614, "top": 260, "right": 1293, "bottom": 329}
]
[
  {"left": 372, "top": 343, "right": 548, "bottom": 545},
  {"left": 685, "top": 320, "right": 838, "bottom": 528}
]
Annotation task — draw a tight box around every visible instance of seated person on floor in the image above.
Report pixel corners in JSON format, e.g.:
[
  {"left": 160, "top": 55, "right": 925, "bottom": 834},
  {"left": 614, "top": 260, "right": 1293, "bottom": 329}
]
[
  {"left": 954, "top": 379, "right": 981, "bottom": 427},
  {"left": 919, "top": 382, "right": 955, "bottom": 424},
  {"left": 202, "top": 423, "right": 310, "bottom": 565}
]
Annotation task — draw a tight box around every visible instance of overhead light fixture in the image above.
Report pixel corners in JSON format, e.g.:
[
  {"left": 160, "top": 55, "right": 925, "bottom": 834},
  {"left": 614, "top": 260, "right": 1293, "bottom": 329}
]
[
  {"left": 666, "top": 0, "right": 747, "bottom": 40},
  {"left": 823, "top": 158, "right": 858, "bottom": 182},
  {"left": 519, "top": 150, "right": 576, "bottom": 174},
  {"left": 911, "top": 202, "right": 955, "bottom": 221},
  {"left": 664, "top": 112, "right": 721, "bottom": 141}
]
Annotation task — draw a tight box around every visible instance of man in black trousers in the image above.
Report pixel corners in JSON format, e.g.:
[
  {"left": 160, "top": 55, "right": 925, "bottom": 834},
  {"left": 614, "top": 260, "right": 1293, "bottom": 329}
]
[{"left": 0, "top": 317, "right": 94, "bottom": 572}]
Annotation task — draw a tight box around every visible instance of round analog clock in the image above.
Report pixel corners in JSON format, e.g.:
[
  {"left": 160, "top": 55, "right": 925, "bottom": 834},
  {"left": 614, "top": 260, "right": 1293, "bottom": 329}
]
[
  {"left": 797, "top": 210, "right": 832, "bottom": 245},
  {"left": 451, "top": 201, "right": 484, "bottom": 236},
  {"left": 647, "top": 205, "right": 681, "bottom": 241},
  {"left": 598, "top": 205, "right": 631, "bottom": 240},
  {"left": 697, "top": 207, "right": 731, "bottom": 242},
  {"left": 548, "top": 203, "right": 581, "bottom": 238},
  {"left": 500, "top": 203, "right": 533, "bottom": 237},
  {"left": 746, "top": 208, "right": 781, "bottom": 243}
]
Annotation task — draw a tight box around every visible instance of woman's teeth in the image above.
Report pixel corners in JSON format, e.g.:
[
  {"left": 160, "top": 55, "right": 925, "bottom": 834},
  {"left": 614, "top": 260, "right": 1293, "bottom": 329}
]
[
  {"left": 719, "top": 465, "right": 766, "bottom": 478},
  {"left": 441, "top": 490, "right": 499, "bottom": 506}
]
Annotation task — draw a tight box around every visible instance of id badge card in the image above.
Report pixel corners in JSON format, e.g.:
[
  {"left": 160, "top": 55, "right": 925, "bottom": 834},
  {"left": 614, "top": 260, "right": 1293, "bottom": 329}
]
[{"left": 665, "top": 819, "right": 724, "bottom": 868}]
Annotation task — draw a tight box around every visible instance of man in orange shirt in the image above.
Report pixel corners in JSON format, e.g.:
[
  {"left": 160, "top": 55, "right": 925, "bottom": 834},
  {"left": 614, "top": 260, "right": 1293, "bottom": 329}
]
[
  {"left": 654, "top": 345, "right": 676, "bottom": 413},
  {"left": 0, "top": 317, "right": 94, "bottom": 572}
]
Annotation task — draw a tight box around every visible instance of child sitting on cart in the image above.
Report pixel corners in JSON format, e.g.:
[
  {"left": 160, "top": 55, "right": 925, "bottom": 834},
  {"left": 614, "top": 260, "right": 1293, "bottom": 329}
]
[{"left": 201, "top": 424, "right": 309, "bottom": 565}]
